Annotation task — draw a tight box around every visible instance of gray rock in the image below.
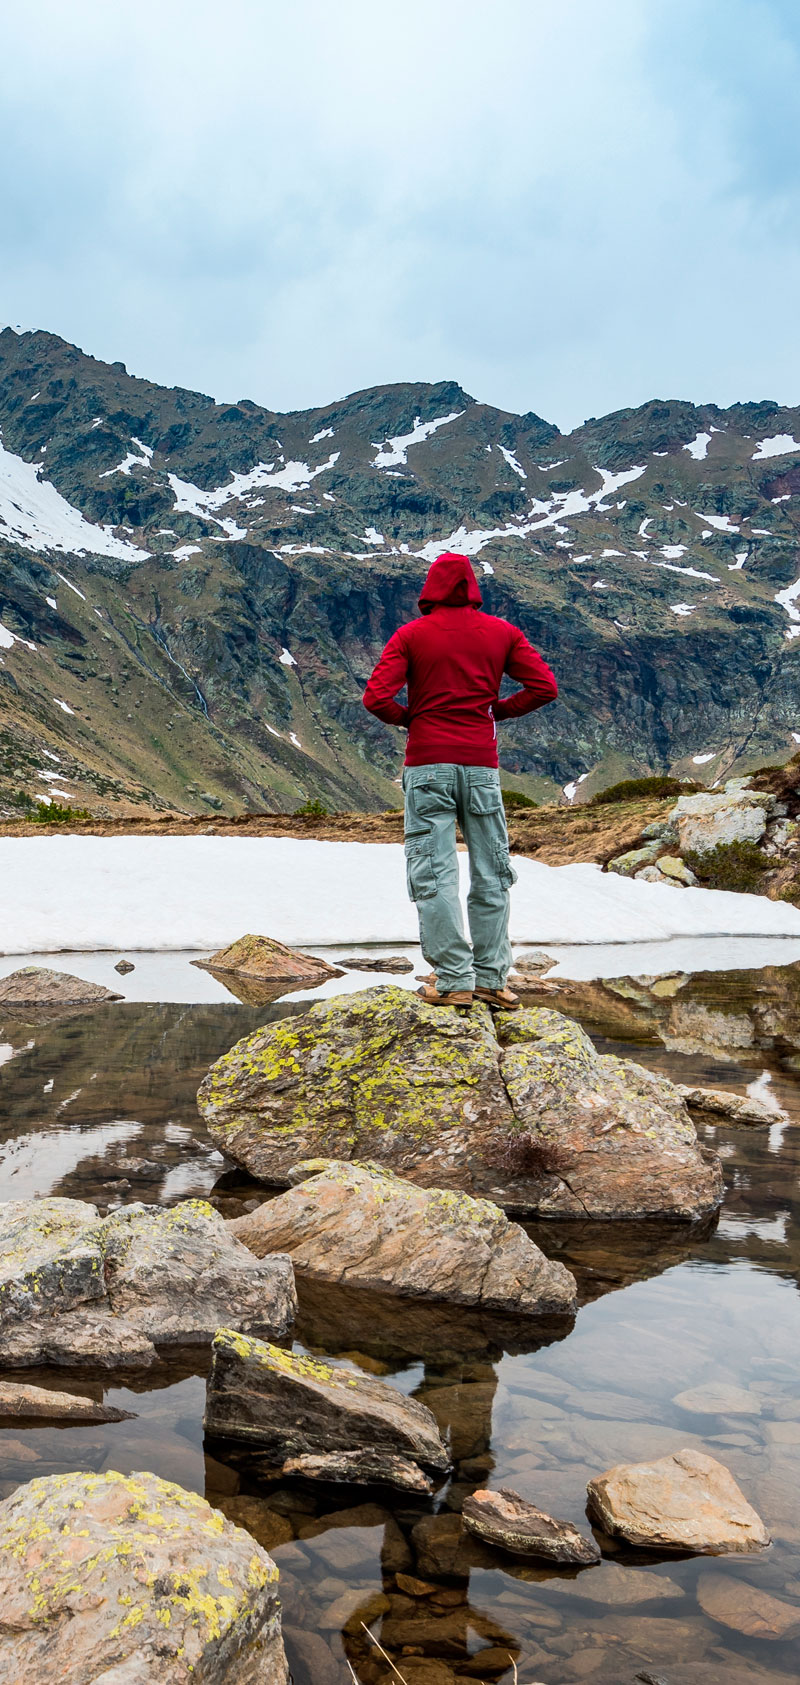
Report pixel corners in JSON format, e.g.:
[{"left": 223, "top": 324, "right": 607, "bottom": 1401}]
[
  {"left": 114, "top": 959, "right": 135, "bottom": 974},
  {"left": 340, "top": 955, "right": 414, "bottom": 972},
  {"left": 0, "top": 1196, "right": 296, "bottom": 1368},
  {"left": 198, "top": 989, "right": 722, "bottom": 1222},
  {"left": 676, "top": 1084, "right": 781, "bottom": 1125},
  {"left": 0, "top": 1468, "right": 288, "bottom": 1683},
  {"left": 607, "top": 843, "right": 663, "bottom": 875},
  {"left": 0, "top": 966, "right": 122, "bottom": 1004},
  {"left": 641, "top": 820, "right": 679, "bottom": 843},
  {"left": 204, "top": 1327, "right": 450, "bottom": 1478},
  {"left": 672, "top": 788, "right": 770, "bottom": 855},
  {"left": 656, "top": 854, "right": 698, "bottom": 886},
  {"left": 462, "top": 1487, "right": 599, "bottom": 1563},
  {"left": 228, "top": 1159, "right": 576, "bottom": 1317}
]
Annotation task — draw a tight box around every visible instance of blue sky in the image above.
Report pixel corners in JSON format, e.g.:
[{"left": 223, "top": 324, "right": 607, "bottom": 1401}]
[{"left": 1, "top": 0, "right": 798, "bottom": 429}]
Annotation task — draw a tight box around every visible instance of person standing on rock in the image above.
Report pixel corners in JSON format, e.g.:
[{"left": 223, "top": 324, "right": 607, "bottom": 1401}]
[{"left": 363, "top": 551, "right": 558, "bottom": 1008}]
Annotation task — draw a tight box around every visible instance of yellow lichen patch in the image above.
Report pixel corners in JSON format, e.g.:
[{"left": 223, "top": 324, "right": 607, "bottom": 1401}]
[{"left": 214, "top": 1326, "right": 360, "bottom": 1389}]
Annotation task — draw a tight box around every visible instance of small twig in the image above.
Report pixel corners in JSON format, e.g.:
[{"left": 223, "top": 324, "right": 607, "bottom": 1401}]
[
  {"left": 345, "top": 1661, "right": 362, "bottom": 1685},
  {"left": 360, "top": 1622, "right": 410, "bottom": 1685}
]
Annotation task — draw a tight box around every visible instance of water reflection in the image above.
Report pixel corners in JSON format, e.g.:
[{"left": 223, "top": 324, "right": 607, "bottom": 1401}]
[{"left": 0, "top": 973, "right": 799, "bottom": 1683}]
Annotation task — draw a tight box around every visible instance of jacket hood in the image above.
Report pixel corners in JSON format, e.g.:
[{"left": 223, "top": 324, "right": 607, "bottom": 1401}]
[{"left": 418, "top": 552, "right": 483, "bottom": 614}]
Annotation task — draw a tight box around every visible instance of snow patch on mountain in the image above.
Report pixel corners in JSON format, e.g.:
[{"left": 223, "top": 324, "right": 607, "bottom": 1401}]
[
  {"left": 99, "top": 437, "right": 153, "bottom": 478},
  {"left": 0, "top": 438, "right": 148, "bottom": 560},
  {"left": 168, "top": 451, "right": 340, "bottom": 515},
  {"left": 498, "top": 445, "right": 527, "bottom": 479},
  {"left": 684, "top": 432, "right": 712, "bottom": 460},
  {"left": 752, "top": 434, "right": 800, "bottom": 460},
  {"left": 372, "top": 412, "right": 464, "bottom": 469}
]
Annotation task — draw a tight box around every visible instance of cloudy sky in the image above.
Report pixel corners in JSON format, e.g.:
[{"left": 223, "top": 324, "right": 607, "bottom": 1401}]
[{"left": 1, "top": 0, "right": 798, "bottom": 429}]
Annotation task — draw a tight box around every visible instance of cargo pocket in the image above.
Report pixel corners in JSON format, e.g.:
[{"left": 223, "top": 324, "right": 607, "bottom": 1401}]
[
  {"left": 405, "top": 840, "right": 438, "bottom": 902},
  {"left": 493, "top": 841, "right": 518, "bottom": 890},
  {"left": 468, "top": 781, "right": 504, "bottom": 817}
]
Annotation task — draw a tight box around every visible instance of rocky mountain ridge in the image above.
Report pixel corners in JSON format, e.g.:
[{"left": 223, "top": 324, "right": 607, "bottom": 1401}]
[{"left": 1, "top": 326, "right": 800, "bottom": 814}]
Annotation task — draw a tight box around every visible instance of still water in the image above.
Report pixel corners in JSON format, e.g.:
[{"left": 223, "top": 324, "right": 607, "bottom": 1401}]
[{"left": 0, "top": 962, "right": 799, "bottom": 1685}]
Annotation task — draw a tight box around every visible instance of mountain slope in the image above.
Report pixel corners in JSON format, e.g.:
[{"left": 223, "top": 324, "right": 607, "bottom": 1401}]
[{"left": 1, "top": 327, "right": 800, "bottom": 816}]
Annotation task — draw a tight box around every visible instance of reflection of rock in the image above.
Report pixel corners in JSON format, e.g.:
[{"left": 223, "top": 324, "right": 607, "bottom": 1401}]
[
  {"left": 696, "top": 1571, "right": 800, "bottom": 1639},
  {"left": 114, "top": 958, "right": 135, "bottom": 974},
  {"left": 0, "top": 1196, "right": 296, "bottom": 1368},
  {"left": 193, "top": 932, "right": 342, "bottom": 988},
  {"left": 199, "top": 989, "right": 722, "bottom": 1221},
  {"left": 229, "top": 1159, "right": 576, "bottom": 1316},
  {"left": 0, "top": 1378, "right": 134, "bottom": 1424},
  {"left": 0, "top": 1468, "right": 289, "bottom": 1683},
  {"left": 204, "top": 1328, "right": 450, "bottom": 1485},
  {"left": 294, "top": 1275, "right": 562, "bottom": 1370},
  {"left": 587, "top": 1448, "right": 770, "bottom": 1553},
  {"left": 462, "top": 1487, "right": 599, "bottom": 1563},
  {"left": 0, "top": 966, "right": 122, "bottom": 1005},
  {"left": 677, "top": 1085, "right": 780, "bottom": 1125}
]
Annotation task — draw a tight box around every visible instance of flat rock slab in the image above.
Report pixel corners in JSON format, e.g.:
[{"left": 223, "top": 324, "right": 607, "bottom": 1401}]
[
  {"left": 0, "top": 1379, "right": 134, "bottom": 1424},
  {"left": 0, "top": 966, "right": 122, "bottom": 1004},
  {"left": 228, "top": 1159, "right": 576, "bottom": 1318},
  {"left": 673, "top": 1382, "right": 762, "bottom": 1417},
  {"left": 0, "top": 1468, "right": 288, "bottom": 1683},
  {"left": 281, "top": 1450, "right": 433, "bottom": 1493},
  {"left": 198, "top": 988, "right": 722, "bottom": 1221},
  {"left": 204, "top": 1327, "right": 449, "bottom": 1484},
  {"left": 0, "top": 1196, "right": 296, "bottom": 1368},
  {"left": 341, "top": 956, "right": 414, "bottom": 972},
  {"left": 696, "top": 1570, "right": 800, "bottom": 1639},
  {"left": 586, "top": 1448, "right": 770, "bottom": 1554},
  {"left": 193, "top": 932, "right": 342, "bottom": 984},
  {"left": 462, "top": 1487, "right": 599, "bottom": 1563},
  {"left": 677, "top": 1084, "right": 781, "bottom": 1126}
]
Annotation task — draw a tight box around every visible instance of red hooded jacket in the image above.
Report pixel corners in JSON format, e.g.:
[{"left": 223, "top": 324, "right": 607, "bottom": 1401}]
[{"left": 362, "top": 552, "right": 558, "bottom": 767}]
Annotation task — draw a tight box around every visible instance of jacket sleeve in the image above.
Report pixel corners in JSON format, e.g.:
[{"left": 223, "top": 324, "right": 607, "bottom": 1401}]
[
  {"left": 362, "top": 630, "right": 411, "bottom": 727},
  {"left": 493, "top": 630, "right": 558, "bottom": 721}
]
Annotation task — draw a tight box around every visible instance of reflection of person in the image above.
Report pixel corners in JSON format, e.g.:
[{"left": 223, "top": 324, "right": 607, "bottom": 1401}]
[{"left": 363, "top": 552, "right": 558, "bottom": 1007}]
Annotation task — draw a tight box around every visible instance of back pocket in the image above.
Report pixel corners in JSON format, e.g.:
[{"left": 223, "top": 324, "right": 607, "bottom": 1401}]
[{"left": 468, "top": 781, "right": 503, "bottom": 817}]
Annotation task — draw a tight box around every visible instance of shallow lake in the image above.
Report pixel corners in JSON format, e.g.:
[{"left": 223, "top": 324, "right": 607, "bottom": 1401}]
[{"left": 1, "top": 955, "right": 799, "bottom": 1685}]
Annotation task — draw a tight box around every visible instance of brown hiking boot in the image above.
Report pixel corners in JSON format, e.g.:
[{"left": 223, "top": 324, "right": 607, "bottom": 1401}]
[
  {"left": 474, "top": 985, "right": 520, "bottom": 1011},
  {"left": 416, "top": 983, "right": 474, "bottom": 1007}
]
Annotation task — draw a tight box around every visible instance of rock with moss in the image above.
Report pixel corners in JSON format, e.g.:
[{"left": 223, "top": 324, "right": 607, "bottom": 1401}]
[
  {"left": 204, "top": 1327, "right": 450, "bottom": 1486},
  {"left": 672, "top": 782, "right": 771, "bottom": 855},
  {"left": 192, "top": 932, "right": 342, "bottom": 989},
  {"left": 0, "top": 1468, "right": 288, "bottom": 1683},
  {"left": 198, "top": 989, "right": 722, "bottom": 1221},
  {"left": 0, "top": 1197, "right": 296, "bottom": 1368},
  {"left": 229, "top": 1159, "right": 576, "bottom": 1317}
]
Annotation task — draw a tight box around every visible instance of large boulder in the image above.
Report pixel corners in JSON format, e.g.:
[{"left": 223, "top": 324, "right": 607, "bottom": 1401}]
[
  {"left": 672, "top": 781, "right": 771, "bottom": 854},
  {"left": 198, "top": 988, "right": 722, "bottom": 1221},
  {"left": 586, "top": 1449, "right": 770, "bottom": 1554},
  {"left": 193, "top": 933, "right": 342, "bottom": 987},
  {"left": 228, "top": 1159, "right": 576, "bottom": 1317},
  {"left": 0, "top": 966, "right": 122, "bottom": 1004},
  {"left": 204, "top": 1327, "right": 450, "bottom": 1489},
  {"left": 0, "top": 1197, "right": 296, "bottom": 1368},
  {"left": 0, "top": 1469, "right": 288, "bottom": 1683}
]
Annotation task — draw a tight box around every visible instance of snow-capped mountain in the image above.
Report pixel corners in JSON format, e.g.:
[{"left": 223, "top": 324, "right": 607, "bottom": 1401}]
[{"left": 1, "top": 326, "right": 800, "bottom": 815}]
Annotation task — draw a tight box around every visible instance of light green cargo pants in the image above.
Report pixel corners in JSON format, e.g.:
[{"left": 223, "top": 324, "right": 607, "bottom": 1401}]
[{"left": 402, "top": 763, "right": 517, "bottom": 994}]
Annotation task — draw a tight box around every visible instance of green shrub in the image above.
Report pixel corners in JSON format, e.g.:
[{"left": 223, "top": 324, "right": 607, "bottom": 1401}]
[
  {"left": 590, "top": 775, "right": 702, "bottom": 806},
  {"left": 294, "top": 797, "right": 329, "bottom": 818},
  {"left": 31, "top": 800, "right": 92, "bottom": 825},
  {"left": 683, "top": 840, "right": 768, "bottom": 894},
  {"left": 502, "top": 789, "right": 538, "bottom": 810}
]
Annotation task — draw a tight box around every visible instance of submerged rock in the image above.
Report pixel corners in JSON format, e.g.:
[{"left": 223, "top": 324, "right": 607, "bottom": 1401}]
[
  {"left": 341, "top": 955, "right": 415, "bottom": 972},
  {"left": 586, "top": 1448, "right": 770, "bottom": 1554},
  {"left": 0, "top": 1196, "right": 296, "bottom": 1368},
  {"left": 461, "top": 1487, "right": 599, "bottom": 1563},
  {"left": 0, "top": 966, "right": 122, "bottom": 1005},
  {"left": 696, "top": 1571, "right": 800, "bottom": 1639},
  {"left": 0, "top": 1468, "right": 288, "bottom": 1683},
  {"left": 204, "top": 1327, "right": 449, "bottom": 1486},
  {"left": 193, "top": 932, "right": 342, "bottom": 985},
  {"left": 0, "top": 1379, "right": 134, "bottom": 1424},
  {"left": 228, "top": 1159, "right": 576, "bottom": 1317},
  {"left": 198, "top": 988, "right": 722, "bottom": 1221}
]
